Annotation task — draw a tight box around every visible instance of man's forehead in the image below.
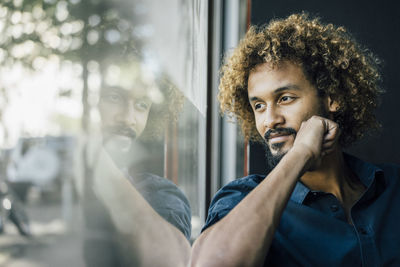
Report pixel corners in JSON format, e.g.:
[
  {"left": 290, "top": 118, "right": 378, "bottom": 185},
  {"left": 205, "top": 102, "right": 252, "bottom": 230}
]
[
  {"left": 102, "top": 86, "right": 150, "bottom": 99},
  {"left": 250, "top": 60, "right": 303, "bottom": 74},
  {"left": 247, "top": 61, "right": 313, "bottom": 98},
  {"left": 248, "top": 62, "right": 299, "bottom": 86}
]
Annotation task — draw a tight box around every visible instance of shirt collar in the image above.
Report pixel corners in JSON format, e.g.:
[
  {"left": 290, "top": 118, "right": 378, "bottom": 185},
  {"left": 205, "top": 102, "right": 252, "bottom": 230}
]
[
  {"left": 291, "top": 181, "right": 310, "bottom": 204},
  {"left": 289, "top": 153, "right": 384, "bottom": 204},
  {"left": 343, "top": 153, "right": 383, "bottom": 188}
]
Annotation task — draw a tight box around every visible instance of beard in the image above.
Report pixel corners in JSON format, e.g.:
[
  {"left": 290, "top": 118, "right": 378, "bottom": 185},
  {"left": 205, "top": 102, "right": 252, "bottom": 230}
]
[
  {"left": 262, "top": 101, "right": 331, "bottom": 171},
  {"left": 101, "top": 125, "right": 138, "bottom": 168},
  {"left": 264, "top": 143, "right": 286, "bottom": 171},
  {"left": 263, "top": 127, "right": 297, "bottom": 171}
]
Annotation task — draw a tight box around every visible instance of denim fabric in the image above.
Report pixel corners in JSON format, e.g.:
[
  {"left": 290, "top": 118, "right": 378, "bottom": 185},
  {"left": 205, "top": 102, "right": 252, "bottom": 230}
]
[{"left": 202, "top": 154, "right": 400, "bottom": 266}]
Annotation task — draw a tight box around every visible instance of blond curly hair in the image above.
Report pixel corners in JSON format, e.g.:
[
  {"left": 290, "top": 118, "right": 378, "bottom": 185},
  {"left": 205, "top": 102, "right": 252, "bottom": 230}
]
[{"left": 218, "top": 13, "right": 383, "bottom": 146}]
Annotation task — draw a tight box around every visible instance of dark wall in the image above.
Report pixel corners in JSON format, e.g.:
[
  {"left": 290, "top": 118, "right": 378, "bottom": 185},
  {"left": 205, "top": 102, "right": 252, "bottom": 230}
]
[{"left": 249, "top": 0, "right": 400, "bottom": 174}]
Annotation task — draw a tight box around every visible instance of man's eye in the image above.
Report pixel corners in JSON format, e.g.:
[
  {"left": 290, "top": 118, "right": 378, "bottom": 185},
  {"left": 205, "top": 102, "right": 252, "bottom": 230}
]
[
  {"left": 135, "top": 101, "right": 150, "bottom": 111},
  {"left": 279, "top": 96, "right": 295, "bottom": 103},
  {"left": 104, "top": 93, "right": 122, "bottom": 103},
  {"left": 254, "top": 103, "right": 265, "bottom": 110}
]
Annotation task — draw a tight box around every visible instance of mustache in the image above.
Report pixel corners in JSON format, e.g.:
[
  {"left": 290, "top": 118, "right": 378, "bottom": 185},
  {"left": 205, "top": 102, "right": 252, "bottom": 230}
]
[
  {"left": 264, "top": 127, "right": 297, "bottom": 141},
  {"left": 103, "top": 125, "right": 137, "bottom": 140}
]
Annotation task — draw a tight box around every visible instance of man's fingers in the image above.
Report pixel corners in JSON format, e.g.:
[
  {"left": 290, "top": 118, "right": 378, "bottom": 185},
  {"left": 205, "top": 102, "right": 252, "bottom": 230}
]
[
  {"left": 294, "top": 116, "right": 340, "bottom": 165},
  {"left": 322, "top": 140, "right": 335, "bottom": 149},
  {"left": 322, "top": 146, "right": 335, "bottom": 155},
  {"left": 323, "top": 121, "right": 340, "bottom": 142}
]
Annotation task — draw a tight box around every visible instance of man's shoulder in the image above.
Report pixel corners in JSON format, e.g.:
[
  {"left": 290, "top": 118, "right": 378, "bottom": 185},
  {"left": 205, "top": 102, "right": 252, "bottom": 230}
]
[
  {"left": 202, "top": 174, "right": 265, "bottom": 232},
  {"left": 344, "top": 153, "right": 400, "bottom": 192},
  {"left": 129, "top": 172, "right": 190, "bottom": 208},
  {"left": 218, "top": 174, "right": 265, "bottom": 193},
  {"left": 210, "top": 174, "right": 265, "bottom": 206},
  {"left": 129, "top": 172, "right": 192, "bottom": 239},
  {"left": 133, "top": 172, "right": 181, "bottom": 190}
]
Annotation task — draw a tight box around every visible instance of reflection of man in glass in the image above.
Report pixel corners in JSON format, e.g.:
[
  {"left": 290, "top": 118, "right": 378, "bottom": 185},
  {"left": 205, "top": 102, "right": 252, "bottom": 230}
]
[
  {"left": 83, "top": 61, "right": 191, "bottom": 267},
  {"left": 100, "top": 86, "right": 152, "bottom": 148}
]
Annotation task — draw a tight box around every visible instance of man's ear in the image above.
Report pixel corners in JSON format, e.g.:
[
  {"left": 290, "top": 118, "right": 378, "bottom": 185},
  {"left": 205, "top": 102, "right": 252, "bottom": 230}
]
[{"left": 327, "top": 96, "right": 339, "bottom": 113}]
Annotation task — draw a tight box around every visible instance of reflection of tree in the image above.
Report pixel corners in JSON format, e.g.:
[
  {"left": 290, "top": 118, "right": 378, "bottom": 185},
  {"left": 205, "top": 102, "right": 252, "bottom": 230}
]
[
  {"left": 68, "top": 0, "right": 146, "bottom": 132},
  {"left": 0, "top": 0, "right": 146, "bottom": 134},
  {"left": 0, "top": 0, "right": 148, "bottom": 195}
]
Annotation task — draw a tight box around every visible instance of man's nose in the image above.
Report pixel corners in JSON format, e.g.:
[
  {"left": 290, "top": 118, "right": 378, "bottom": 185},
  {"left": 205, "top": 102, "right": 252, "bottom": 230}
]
[
  {"left": 115, "top": 101, "right": 136, "bottom": 125},
  {"left": 263, "top": 106, "right": 284, "bottom": 129}
]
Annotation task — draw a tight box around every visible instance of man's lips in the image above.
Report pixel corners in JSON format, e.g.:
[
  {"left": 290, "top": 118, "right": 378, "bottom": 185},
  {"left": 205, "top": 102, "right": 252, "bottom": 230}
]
[
  {"left": 268, "top": 134, "right": 294, "bottom": 144},
  {"left": 103, "top": 126, "right": 137, "bottom": 140},
  {"left": 264, "top": 127, "right": 297, "bottom": 145}
]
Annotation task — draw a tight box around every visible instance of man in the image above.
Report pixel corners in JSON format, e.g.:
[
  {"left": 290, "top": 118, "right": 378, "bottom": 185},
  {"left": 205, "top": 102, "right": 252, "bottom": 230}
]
[
  {"left": 82, "top": 61, "right": 191, "bottom": 267},
  {"left": 190, "top": 13, "right": 400, "bottom": 266}
]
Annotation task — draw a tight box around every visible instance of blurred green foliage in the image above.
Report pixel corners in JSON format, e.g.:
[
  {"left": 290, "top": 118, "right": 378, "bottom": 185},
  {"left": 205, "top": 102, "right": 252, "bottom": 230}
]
[{"left": 0, "top": 0, "right": 147, "bottom": 135}]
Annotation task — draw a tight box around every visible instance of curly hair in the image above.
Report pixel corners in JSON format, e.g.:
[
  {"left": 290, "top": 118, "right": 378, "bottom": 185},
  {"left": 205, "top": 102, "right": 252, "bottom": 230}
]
[
  {"left": 141, "top": 75, "right": 184, "bottom": 140},
  {"left": 218, "top": 12, "right": 383, "bottom": 146}
]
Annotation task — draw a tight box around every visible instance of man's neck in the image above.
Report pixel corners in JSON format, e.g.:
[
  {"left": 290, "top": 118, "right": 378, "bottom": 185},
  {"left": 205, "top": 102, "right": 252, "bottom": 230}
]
[{"left": 300, "top": 148, "right": 365, "bottom": 206}]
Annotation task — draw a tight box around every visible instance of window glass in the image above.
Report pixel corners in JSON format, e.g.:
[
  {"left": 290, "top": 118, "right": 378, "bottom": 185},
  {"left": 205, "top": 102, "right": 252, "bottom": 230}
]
[{"left": 0, "top": 0, "right": 208, "bottom": 265}]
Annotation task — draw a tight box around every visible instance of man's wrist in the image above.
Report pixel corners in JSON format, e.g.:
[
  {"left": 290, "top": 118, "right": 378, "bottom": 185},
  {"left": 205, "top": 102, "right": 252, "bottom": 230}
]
[{"left": 287, "top": 144, "right": 315, "bottom": 174}]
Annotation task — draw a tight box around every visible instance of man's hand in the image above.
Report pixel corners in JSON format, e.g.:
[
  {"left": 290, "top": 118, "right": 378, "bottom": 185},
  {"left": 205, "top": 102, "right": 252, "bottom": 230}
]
[
  {"left": 292, "top": 116, "right": 340, "bottom": 172},
  {"left": 191, "top": 116, "right": 341, "bottom": 267}
]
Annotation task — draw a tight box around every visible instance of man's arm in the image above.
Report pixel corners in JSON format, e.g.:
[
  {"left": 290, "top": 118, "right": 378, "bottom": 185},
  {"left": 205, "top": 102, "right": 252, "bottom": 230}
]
[
  {"left": 190, "top": 116, "right": 340, "bottom": 267},
  {"left": 91, "top": 148, "right": 191, "bottom": 267}
]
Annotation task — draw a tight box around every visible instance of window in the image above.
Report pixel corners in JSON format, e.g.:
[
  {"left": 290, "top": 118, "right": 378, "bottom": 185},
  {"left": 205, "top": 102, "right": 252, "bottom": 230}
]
[{"left": 0, "top": 0, "right": 249, "bottom": 264}]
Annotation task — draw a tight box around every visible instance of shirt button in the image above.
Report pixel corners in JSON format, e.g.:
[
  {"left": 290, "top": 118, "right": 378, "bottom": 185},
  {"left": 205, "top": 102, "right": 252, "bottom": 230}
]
[
  {"left": 330, "top": 205, "right": 339, "bottom": 212},
  {"left": 312, "top": 192, "right": 318, "bottom": 196}
]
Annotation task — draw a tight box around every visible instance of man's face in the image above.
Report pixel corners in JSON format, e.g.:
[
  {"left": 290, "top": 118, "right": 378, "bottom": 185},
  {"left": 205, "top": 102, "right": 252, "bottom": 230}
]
[
  {"left": 99, "top": 87, "right": 152, "bottom": 148},
  {"left": 248, "top": 61, "right": 332, "bottom": 168}
]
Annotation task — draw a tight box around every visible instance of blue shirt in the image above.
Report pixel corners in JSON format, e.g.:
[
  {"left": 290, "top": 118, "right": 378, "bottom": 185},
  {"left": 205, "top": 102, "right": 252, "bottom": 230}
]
[
  {"left": 202, "top": 154, "right": 400, "bottom": 266},
  {"left": 84, "top": 172, "right": 191, "bottom": 267},
  {"left": 129, "top": 172, "right": 192, "bottom": 239}
]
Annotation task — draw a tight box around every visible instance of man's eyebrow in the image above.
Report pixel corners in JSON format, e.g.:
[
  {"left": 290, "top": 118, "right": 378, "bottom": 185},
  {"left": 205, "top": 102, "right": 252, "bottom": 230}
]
[
  {"left": 249, "top": 96, "right": 261, "bottom": 102},
  {"left": 273, "top": 84, "right": 300, "bottom": 94},
  {"left": 111, "top": 87, "right": 128, "bottom": 95},
  {"left": 107, "top": 88, "right": 152, "bottom": 102},
  {"left": 101, "top": 87, "right": 132, "bottom": 98},
  {"left": 248, "top": 84, "right": 300, "bottom": 102},
  {"left": 101, "top": 87, "right": 125, "bottom": 94}
]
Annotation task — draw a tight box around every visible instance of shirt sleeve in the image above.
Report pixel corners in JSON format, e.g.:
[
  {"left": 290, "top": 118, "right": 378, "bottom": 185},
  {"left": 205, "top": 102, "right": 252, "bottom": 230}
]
[
  {"left": 133, "top": 173, "right": 192, "bottom": 240},
  {"left": 202, "top": 175, "right": 261, "bottom": 233}
]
